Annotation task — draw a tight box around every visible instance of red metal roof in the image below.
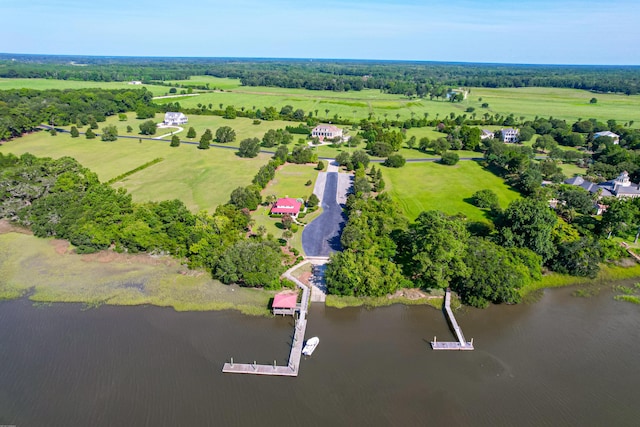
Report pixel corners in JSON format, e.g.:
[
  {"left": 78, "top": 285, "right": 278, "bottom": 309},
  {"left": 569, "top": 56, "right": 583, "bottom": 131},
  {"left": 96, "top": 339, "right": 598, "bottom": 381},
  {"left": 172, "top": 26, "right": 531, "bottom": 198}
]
[
  {"left": 272, "top": 291, "right": 298, "bottom": 309},
  {"left": 271, "top": 198, "right": 302, "bottom": 215}
]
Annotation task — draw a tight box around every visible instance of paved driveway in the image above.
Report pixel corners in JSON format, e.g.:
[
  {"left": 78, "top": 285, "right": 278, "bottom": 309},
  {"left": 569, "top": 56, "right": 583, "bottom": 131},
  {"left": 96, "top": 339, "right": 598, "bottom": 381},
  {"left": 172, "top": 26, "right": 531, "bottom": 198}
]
[{"left": 302, "top": 172, "right": 349, "bottom": 256}]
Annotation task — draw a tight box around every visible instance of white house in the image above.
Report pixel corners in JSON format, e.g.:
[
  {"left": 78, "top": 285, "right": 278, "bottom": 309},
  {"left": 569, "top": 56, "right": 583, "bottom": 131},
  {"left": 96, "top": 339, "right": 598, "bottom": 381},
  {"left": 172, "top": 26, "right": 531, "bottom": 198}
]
[
  {"left": 481, "top": 129, "right": 494, "bottom": 140},
  {"left": 500, "top": 128, "right": 519, "bottom": 143},
  {"left": 128, "top": 80, "right": 143, "bottom": 85},
  {"left": 594, "top": 131, "right": 620, "bottom": 145},
  {"left": 164, "top": 112, "right": 188, "bottom": 126},
  {"left": 312, "top": 124, "right": 343, "bottom": 141}
]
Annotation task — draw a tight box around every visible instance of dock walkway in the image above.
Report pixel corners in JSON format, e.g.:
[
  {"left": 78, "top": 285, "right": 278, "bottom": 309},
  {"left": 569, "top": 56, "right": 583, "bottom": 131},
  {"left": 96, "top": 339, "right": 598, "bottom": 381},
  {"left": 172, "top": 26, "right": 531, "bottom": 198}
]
[
  {"left": 431, "top": 289, "right": 474, "bottom": 351},
  {"left": 222, "top": 266, "right": 311, "bottom": 376}
]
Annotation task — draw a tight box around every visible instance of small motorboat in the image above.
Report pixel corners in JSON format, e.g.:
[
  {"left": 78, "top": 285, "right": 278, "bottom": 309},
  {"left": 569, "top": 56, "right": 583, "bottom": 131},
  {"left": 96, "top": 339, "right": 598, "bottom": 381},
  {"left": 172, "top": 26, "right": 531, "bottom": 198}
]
[{"left": 302, "top": 337, "right": 319, "bottom": 356}]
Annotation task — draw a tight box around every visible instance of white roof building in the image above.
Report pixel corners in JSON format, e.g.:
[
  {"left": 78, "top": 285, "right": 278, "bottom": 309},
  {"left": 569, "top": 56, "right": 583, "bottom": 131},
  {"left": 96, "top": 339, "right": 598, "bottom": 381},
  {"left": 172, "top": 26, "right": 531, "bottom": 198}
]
[
  {"left": 312, "top": 124, "right": 343, "bottom": 141},
  {"left": 594, "top": 131, "right": 620, "bottom": 145},
  {"left": 164, "top": 112, "right": 188, "bottom": 125}
]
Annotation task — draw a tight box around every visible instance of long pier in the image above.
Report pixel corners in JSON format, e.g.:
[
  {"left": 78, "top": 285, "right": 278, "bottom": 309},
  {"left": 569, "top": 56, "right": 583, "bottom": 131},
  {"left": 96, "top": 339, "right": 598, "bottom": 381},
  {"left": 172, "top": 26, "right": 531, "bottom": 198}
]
[
  {"left": 222, "top": 269, "right": 311, "bottom": 376},
  {"left": 431, "top": 289, "right": 474, "bottom": 351}
]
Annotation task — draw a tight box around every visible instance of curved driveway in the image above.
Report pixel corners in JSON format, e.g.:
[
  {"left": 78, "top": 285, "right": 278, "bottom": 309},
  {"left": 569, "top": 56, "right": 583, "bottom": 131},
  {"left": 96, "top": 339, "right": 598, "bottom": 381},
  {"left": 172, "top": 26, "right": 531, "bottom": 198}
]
[{"left": 302, "top": 172, "right": 347, "bottom": 256}]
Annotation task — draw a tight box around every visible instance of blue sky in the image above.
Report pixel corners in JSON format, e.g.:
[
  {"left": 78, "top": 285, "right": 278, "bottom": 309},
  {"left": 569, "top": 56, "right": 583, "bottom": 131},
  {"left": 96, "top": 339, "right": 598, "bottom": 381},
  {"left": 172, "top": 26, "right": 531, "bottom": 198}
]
[{"left": 1, "top": 0, "right": 638, "bottom": 64}]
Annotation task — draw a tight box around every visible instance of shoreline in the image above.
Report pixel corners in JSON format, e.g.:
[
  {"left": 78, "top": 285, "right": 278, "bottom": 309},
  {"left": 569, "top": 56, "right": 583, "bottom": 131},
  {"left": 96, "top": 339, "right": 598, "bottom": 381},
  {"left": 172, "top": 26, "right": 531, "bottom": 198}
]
[{"left": 2, "top": 226, "right": 640, "bottom": 314}]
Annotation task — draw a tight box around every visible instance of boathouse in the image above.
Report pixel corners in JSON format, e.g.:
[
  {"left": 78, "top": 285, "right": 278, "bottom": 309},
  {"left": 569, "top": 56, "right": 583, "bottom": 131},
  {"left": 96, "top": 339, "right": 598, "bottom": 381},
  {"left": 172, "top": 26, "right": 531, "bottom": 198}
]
[{"left": 272, "top": 290, "right": 299, "bottom": 316}]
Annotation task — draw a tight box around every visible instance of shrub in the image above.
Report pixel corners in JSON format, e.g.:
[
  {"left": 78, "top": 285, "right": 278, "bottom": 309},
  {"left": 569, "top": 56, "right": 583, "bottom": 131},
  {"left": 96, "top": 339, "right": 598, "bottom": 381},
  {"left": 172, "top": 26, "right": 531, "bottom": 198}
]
[
  {"left": 253, "top": 120, "right": 261, "bottom": 125},
  {"left": 383, "top": 154, "right": 406, "bottom": 168},
  {"left": 440, "top": 152, "right": 460, "bottom": 165},
  {"left": 471, "top": 189, "right": 499, "bottom": 209}
]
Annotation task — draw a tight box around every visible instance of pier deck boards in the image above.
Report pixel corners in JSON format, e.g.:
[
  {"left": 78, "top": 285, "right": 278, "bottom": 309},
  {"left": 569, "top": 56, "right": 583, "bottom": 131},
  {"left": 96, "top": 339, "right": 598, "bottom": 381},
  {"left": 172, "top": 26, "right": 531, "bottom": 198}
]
[{"left": 431, "top": 289, "right": 474, "bottom": 351}]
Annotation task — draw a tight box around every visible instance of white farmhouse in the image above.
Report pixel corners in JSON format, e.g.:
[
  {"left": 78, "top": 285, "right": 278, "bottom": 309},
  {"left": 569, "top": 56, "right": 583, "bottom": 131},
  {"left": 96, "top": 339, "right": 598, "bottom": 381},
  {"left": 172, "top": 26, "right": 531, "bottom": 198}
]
[
  {"left": 312, "top": 124, "right": 343, "bottom": 141},
  {"left": 164, "top": 112, "right": 188, "bottom": 126},
  {"left": 500, "top": 128, "right": 519, "bottom": 143}
]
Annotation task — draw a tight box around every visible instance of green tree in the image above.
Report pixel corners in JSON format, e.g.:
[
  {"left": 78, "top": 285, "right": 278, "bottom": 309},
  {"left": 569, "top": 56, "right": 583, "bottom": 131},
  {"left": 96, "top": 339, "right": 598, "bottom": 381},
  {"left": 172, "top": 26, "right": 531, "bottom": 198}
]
[
  {"left": 70, "top": 126, "right": 79, "bottom": 138},
  {"left": 471, "top": 189, "right": 499, "bottom": 209},
  {"left": 215, "top": 126, "right": 236, "bottom": 143},
  {"left": 118, "top": 113, "right": 128, "bottom": 121},
  {"left": 307, "top": 193, "right": 320, "bottom": 208},
  {"left": 186, "top": 127, "right": 196, "bottom": 139},
  {"left": 440, "top": 152, "right": 459, "bottom": 165},
  {"left": 238, "top": 137, "right": 261, "bottom": 158},
  {"left": 170, "top": 135, "right": 180, "bottom": 147},
  {"left": 126, "top": 125, "right": 133, "bottom": 133},
  {"left": 397, "top": 211, "right": 470, "bottom": 289},
  {"left": 453, "top": 238, "right": 541, "bottom": 307},
  {"left": 229, "top": 185, "right": 262, "bottom": 210},
  {"left": 496, "top": 198, "right": 558, "bottom": 262},
  {"left": 383, "top": 154, "right": 406, "bottom": 168},
  {"left": 198, "top": 129, "right": 212, "bottom": 149},
  {"left": 590, "top": 97, "right": 598, "bottom": 104},
  {"left": 85, "top": 128, "right": 96, "bottom": 139},
  {"left": 351, "top": 150, "right": 370, "bottom": 169},
  {"left": 223, "top": 105, "right": 237, "bottom": 119},
  {"left": 214, "top": 240, "right": 283, "bottom": 288},
  {"left": 274, "top": 145, "right": 289, "bottom": 163},
  {"left": 551, "top": 237, "right": 602, "bottom": 278},
  {"left": 100, "top": 125, "right": 118, "bottom": 141},
  {"left": 139, "top": 120, "right": 157, "bottom": 135}
]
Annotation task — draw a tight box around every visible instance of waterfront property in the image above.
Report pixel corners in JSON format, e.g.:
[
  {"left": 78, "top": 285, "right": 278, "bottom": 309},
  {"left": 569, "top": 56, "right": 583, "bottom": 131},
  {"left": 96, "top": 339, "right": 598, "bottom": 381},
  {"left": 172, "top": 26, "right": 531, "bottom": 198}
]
[
  {"left": 163, "top": 112, "right": 188, "bottom": 125},
  {"left": 222, "top": 264, "right": 311, "bottom": 376},
  {"left": 272, "top": 290, "right": 299, "bottom": 316}
]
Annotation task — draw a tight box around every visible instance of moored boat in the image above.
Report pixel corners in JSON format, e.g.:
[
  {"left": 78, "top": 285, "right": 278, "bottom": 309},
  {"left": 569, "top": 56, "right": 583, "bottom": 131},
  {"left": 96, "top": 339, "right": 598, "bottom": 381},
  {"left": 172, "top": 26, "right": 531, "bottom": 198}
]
[{"left": 302, "top": 337, "right": 319, "bottom": 356}]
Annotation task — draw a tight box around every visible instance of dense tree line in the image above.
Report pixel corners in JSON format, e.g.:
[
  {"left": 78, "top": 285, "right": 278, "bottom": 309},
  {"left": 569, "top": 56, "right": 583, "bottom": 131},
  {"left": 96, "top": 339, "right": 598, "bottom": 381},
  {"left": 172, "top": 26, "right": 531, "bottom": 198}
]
[
  {"left": 0, "top": 87, "right": 154, "bottom": 140},
  {"left": 2, "top": 54, "right": 638, "bottom": 94}
]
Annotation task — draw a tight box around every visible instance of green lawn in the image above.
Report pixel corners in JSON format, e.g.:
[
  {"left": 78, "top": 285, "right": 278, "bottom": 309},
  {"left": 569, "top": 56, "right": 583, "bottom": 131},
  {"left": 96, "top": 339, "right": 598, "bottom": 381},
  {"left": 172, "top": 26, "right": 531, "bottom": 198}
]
[
  {"left": 0, "top": 122, "right": 270, "bottom": 212},
  {"left": 0, "top": 78, "right": 170, "bottom": 96},
  {"left": 2, "top": 76, "right": 639, "bottom": 125},
  {"left": 383, "top": 161, "right": 520, "bottom": 222}
]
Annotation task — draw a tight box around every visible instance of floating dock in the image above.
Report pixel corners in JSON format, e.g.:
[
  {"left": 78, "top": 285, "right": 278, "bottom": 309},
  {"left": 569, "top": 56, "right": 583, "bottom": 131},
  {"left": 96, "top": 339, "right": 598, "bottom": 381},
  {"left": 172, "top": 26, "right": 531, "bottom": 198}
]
[
  {"left": 222, "top": 271, "right": 310, "bottom": 376},
  {"left": 431, "top": 289, "right": 474, "bottom": 351}
]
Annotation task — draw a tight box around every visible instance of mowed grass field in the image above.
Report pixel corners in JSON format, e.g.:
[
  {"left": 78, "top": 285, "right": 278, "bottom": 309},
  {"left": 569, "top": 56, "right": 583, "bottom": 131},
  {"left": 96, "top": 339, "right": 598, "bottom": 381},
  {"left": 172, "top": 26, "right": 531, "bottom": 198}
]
[
  {"left": 383, "top": 161, "right": 520, "bottom": 222},
  {"left": 0, "top": 78, "right": 170, "bottom": 96},
  {"left": 156, "top": 76, "right": 640, "bottom": 124},
  {"left": 2, "top": 76, "right": 638, "bottom": 124},
  {"left": 0, "top": 123, "right": 270, "bottom": 212}
]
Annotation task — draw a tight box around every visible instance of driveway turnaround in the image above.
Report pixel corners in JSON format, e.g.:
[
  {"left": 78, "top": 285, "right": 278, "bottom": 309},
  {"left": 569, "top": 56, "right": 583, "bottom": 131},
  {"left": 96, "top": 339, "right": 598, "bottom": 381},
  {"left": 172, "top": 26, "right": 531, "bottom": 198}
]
[{"left": 302, "top": 172, "right": 348, "bottom": 257}]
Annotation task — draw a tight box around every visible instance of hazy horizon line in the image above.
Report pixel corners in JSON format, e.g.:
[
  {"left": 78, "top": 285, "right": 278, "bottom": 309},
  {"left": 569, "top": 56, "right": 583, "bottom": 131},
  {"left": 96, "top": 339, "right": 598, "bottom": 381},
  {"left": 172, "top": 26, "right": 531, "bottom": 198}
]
[{"left": 1, "top": 52, "right": 639, "bottom": 68}]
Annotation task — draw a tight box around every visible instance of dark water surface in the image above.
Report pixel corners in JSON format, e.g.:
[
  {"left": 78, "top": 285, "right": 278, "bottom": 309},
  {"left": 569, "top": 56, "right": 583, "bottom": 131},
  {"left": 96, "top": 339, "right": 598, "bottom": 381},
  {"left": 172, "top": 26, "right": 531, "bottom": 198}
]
[{"left": 1, "top": 285, "right": 639, "bottom": 427}]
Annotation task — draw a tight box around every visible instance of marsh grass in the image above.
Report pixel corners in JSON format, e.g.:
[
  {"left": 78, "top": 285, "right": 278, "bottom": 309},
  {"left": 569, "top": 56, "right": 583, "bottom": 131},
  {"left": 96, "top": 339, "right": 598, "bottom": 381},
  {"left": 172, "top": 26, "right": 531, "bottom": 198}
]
[{"left": 0, "top": 232, "right": 275, "bottom": 316}]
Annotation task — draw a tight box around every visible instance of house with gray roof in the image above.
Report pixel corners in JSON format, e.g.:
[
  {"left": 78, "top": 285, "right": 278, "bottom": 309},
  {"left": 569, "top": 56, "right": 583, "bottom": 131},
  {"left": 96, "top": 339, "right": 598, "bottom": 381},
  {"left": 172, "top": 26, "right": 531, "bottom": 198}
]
[{"left": 564, "top": 171, "right": 640, "bottom": 200}]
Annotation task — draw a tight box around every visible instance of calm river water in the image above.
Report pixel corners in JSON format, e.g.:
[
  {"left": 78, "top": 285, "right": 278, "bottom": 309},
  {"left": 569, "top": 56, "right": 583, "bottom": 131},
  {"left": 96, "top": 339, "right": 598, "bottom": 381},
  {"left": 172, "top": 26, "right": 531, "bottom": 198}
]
[{"left": 1, "top": 284, "right": 639, "bottom": 427}]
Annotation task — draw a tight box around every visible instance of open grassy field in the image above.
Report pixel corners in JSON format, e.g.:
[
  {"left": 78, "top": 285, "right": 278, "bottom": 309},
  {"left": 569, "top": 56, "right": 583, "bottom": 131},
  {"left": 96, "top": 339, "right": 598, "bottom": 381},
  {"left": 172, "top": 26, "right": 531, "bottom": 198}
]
[
  {"left": 0, "top": 119, "right": 270, "bottom": 212},
  {"left": 2, "top": 76, "right": 638, "bottom": 124},
  {"left": 0, "top": 231, "right": 274, "bottom": 315},
  {"left": 0, "top": 78, "right": 170, "bottom": 95},
  {"left": 383, "top": 161, "right": 520, "bottom": 222},
  {"left": 154, "top": 76, "right": 640, "bottom": 125}
]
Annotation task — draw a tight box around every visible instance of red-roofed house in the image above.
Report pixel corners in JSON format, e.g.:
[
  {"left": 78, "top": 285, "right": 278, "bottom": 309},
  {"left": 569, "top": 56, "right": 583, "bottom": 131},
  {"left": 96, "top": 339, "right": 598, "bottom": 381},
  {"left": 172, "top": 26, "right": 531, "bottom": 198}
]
[
  {"left": 271, "top": 198, "right": 302, "bottom": 217},
  {"left": 272, "top": 290, "right": 299, "bottom": 315}
]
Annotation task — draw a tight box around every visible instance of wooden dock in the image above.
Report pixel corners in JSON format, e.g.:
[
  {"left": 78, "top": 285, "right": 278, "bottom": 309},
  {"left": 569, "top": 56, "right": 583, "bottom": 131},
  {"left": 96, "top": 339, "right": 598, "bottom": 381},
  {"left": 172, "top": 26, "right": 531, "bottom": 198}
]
[
  {"left": 222, "top": 275, "right": 311, "bottom": 376},
  {"left": 431, "top": 289, "right": 474, "bottom": 351}
]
